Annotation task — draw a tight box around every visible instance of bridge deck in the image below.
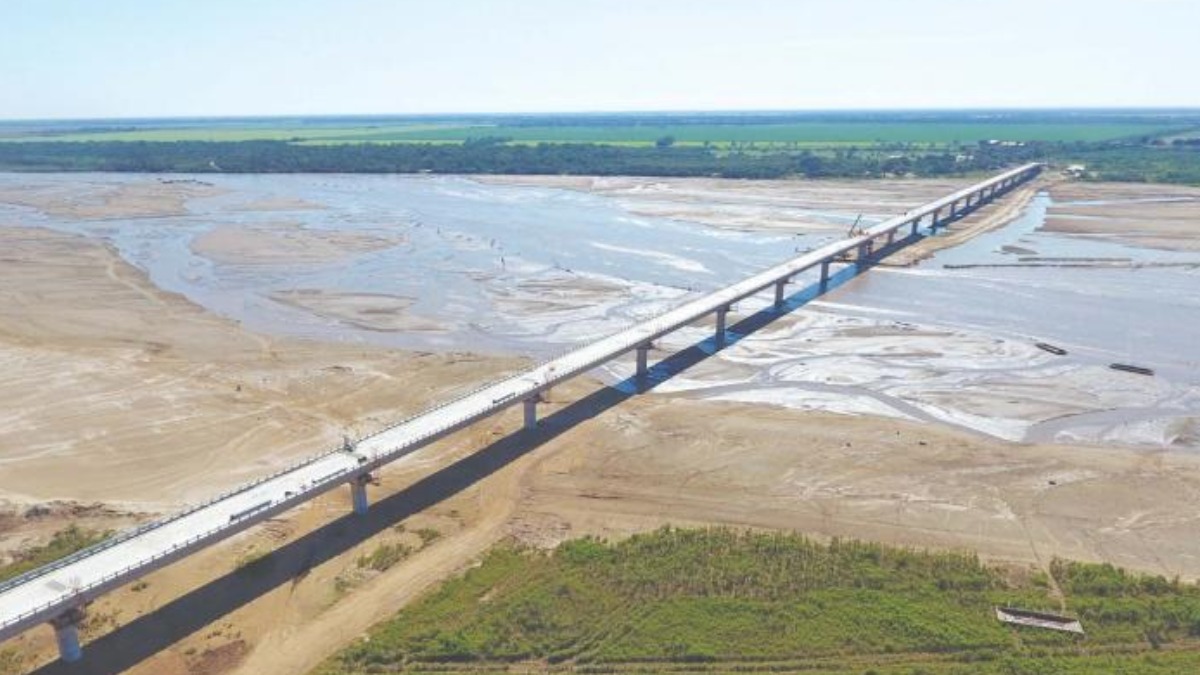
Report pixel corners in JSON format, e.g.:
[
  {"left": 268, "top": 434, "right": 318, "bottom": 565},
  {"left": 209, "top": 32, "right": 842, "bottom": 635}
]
[{"left": 0, "top": 163, "right": 1041, "bottom": 650}]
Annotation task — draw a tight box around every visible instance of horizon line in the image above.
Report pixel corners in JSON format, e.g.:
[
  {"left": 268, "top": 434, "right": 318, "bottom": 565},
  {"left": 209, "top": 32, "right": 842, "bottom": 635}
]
[{"left": 4, "top": 106, "right": 1200, "bottom": 125}]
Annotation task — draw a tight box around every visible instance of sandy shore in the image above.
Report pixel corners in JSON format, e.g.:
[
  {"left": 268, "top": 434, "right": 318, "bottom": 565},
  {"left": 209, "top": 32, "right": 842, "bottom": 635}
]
[
  {"left": 191, "top": 224, "right": 403, "bottom": 265},
  {"left": 0, "top": 179, "right": 221, "bottom": 220},
  {"left": 4, "top": 178, "right": 1200, "bottom": 675},
  {"left": 480, "top": 174, "right": 970, "bottom": 233},
  {"left": 1046, "top": 181, "right": 1200, "bottom": 251},
  {"left": 0, "top": 225, "right": 521, "bottom": 506}
]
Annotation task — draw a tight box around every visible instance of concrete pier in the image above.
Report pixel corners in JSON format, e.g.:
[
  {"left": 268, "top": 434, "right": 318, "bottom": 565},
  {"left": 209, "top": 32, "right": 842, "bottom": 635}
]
[
  {"left": 715, "top": 306, "right": 729, "bottom": 347},
  {"left": 857, "top": 240, "right": 872, "bottom": 264},
  {"left": 523, "top": 396, "right": 538, "bottom": 430},
  {"left": 51, "top": 609, "right": 85, "bottom": 663},
  {"left": 819, "top": 259, "right": 831, "bottom": 291},
  {"left": 773, "top": 279, "right": 786, "bottom": 310},
  {"left": 350, "top": 476, "right": 370, "bottom": 516}
]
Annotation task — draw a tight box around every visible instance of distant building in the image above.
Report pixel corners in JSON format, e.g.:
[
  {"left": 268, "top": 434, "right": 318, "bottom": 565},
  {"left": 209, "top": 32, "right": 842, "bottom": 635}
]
[{"left": 1062, "top": 164, "right": 1088, "bottom": 178}]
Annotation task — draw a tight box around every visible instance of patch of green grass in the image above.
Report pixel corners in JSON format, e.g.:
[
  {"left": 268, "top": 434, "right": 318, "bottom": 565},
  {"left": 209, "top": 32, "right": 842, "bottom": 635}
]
[
  {"left": 0, "top": 525, "right": 110, "bottom": 583},
  {"left": 414, "top": 528, "right": 441, "bottom": 546},
  {"left": 357, "top": 543, "right": 413, "bottom": 572},
  {"left": 316, "top": 527, "right": 1200, "bottom": 674}
]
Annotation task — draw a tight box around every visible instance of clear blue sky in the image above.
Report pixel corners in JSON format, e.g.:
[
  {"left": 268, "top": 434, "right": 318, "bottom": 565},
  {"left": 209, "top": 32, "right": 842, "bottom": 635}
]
[{"left": 2, "top": 0, "right": 1197, "bottom": 120}]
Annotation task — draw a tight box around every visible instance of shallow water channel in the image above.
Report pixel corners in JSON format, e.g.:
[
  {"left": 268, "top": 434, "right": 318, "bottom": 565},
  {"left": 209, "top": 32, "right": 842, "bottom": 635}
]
[{"left": 3, "top": 173, "right": 1197, "bottom": 450}]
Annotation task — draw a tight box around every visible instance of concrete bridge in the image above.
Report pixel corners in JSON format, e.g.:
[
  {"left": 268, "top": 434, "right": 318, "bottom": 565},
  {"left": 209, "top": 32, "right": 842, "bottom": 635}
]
[{"left": 0, "top": 163, "right": 1042, "bottom": 663}]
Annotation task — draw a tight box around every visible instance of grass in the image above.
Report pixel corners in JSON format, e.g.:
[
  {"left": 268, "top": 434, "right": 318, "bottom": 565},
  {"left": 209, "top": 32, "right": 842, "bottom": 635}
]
[
  {"left": 315, "top": 527, "right": 1200, "bottom": 674},
  {"left": 0, "top": 121, "right": 1177, "bottom": 146},
  {"left": 0, "top": 525, "right": 110, "bottom": 583},
  {"left": 348, "top": 122, "right": 1177, "bottom": 145},
  {"left": 358, "top": 543, "right": 414, "bottom": 572}
]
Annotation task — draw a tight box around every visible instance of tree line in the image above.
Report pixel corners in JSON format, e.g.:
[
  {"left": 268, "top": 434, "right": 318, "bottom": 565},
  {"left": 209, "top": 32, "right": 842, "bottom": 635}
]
[{"left": 0, "top": 138, "right": 1195, "bottom": 184}]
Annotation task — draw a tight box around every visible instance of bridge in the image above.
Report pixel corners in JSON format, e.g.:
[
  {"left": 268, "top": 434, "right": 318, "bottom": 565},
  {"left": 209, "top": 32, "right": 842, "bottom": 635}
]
[{"left": 0, "top": 163, "right": 1042, "bottom": 663}]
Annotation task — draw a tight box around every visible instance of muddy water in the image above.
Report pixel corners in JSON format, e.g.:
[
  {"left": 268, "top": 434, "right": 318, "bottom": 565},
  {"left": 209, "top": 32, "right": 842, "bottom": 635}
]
[{"left": 1, "top": 173, "right": 1196, "bottom": 450}]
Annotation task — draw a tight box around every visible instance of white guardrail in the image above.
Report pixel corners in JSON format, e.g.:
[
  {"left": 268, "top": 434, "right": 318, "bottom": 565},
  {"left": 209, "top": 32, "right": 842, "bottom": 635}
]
[{"left": 0, "top": 163, "right": 1041, "bottom": 644}]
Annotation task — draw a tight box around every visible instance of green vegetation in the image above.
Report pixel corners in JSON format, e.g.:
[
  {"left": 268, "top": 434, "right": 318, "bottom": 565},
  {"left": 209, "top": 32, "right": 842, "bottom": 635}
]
[
  {"left": 415, "top": 528, "right": 441, "bottom": 546},
  {"left": 317, "top": 527, "right": 1200, "bottom": 674},
  {"left": 357, "top": 543, "right": 413, "bottom": 572},
  {"left": 0, "top": 111, "right": 1197, "bottom": 183},
  {"left": 0, "top": 648, "right": 23, "bottom": 675},
  {"left": 0, "top": 525, "right": 109, "bottom": 583},
  {"left": 316, "top": 121, "right": 1176, "bottom": 145}
]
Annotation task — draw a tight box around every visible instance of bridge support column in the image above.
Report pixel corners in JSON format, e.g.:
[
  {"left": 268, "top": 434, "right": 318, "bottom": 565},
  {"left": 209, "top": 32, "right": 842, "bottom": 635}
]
[
  {"left": 350, "top": 475, "right": 370, "bottom": 516},
  {"left": 523, "top": 396, "right": 538, "bottom": 431},
  {"left": 773, "top": 279, "right": 786, "bottom": 311},
  {"left": 856, "top": 240, "right": 873, "bottom": 265},
  {"left": 819, "top": 260, "right": 831, "bottom": 291},
  {"left": 948, "top": 200, "right": 959, "bottom": 219},
  {"left": 930, "top": 208, "right": 941, "bottom": 231},
  {"left": 635, "top": 343, "right": 651, "bottom": 390},
  {"left": 715, "top": 306, "right": 729, "bottom": 348},
  {"left": 51, "top": 608, "right": 85, "bottom": 663},
  {"left": 910, "top": 218, "right": 920, "bottom": 236}
]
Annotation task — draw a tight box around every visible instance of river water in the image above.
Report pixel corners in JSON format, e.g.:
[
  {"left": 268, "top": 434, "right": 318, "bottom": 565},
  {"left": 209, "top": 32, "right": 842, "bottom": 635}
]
[{"left": 2, "top": 173, "right": 1196, "bottom": 450}]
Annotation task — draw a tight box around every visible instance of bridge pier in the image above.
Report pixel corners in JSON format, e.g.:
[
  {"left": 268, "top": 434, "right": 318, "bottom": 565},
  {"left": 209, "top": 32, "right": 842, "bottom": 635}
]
[
  {"left": 948, "top": 200, "right": 959, "bottom": 220},
  {"left": 523, "top": 396, "right": 538, "bottom": 430},
  {"left": 910, "top": 217, "right": 920, "bottom": 236},
  {"left": 819, "top": 260, "right": 831, "bottom": 291},
  {"left": 930, "top": 208, "right": 941, "bottom": 231},
  {"left": 773, "top": 279, "right": 786, "bottom": 310},
  {"left": 350, "top": 475, "right": 371, "bottom": 516},
  {"left": 856, "top": 240, "right": 873, "bottom": 266},
  {"left": 715, "top": 306, "right": 729, "bottom": 348},
  {"left": 635, "top": 342, "right": 651, "bottom": 389},
  {"left": 50, "top": 608, "right": 85, "bottom": 663}
]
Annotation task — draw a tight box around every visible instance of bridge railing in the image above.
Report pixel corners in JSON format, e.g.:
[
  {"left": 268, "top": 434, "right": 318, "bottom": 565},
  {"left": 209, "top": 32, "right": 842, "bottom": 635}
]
[
  {"left": 0, "top": 453, "right": 367, "bottom": 637},
  {"left": 0, "top": 441, "right": 351, "bottom": 598}
]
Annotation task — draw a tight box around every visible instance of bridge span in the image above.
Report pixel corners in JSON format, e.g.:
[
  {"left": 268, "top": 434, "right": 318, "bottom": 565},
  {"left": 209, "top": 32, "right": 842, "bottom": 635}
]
[{"left": 0, "top": 163, "right": 1041, "bottom": 662}]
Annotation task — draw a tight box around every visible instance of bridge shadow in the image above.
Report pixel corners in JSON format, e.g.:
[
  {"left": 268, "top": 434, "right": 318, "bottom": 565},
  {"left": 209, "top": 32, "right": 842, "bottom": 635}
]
[{"left": 31, "top": 230, "right": 935, "bottom": 674}]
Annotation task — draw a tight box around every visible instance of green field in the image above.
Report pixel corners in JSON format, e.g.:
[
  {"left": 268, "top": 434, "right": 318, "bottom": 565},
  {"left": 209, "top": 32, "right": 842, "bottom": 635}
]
[
  {"left": 0, "top": 120, "right": 1181, "bottom": 146},
  {"left": 317, "top": 528, "right": 1200, "bottom": 674},
  {"left": 340, "top": 122, "right": 1177, "bottom": 145}
]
